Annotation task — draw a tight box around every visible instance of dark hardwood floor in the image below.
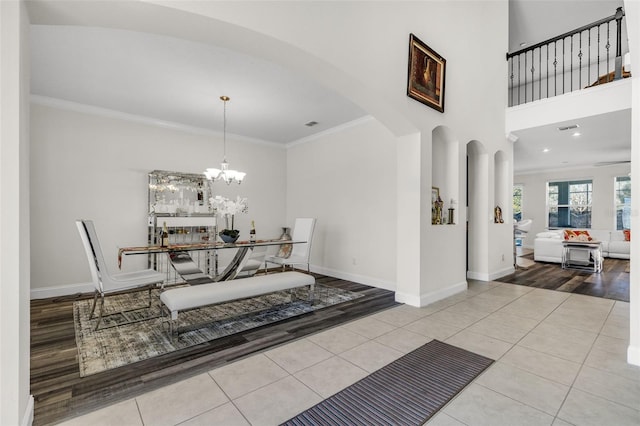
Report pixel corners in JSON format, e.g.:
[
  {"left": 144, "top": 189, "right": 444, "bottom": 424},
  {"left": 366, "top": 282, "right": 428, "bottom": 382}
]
[
  {"left": 30, "top": 273, "right": 397, "bottom": 426},
  {"left": 496, "top": 255, "right": 630, "bottom": 302}
]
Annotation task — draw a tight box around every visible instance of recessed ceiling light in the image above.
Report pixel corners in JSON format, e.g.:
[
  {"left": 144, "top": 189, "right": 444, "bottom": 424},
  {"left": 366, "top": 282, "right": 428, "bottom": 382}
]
[
  {"left": 572, "top": 132, "right": 581, "bottom": 137},
  {"left": 519, "top": 42, "right": 527, "bottom": 47},
  {"left": 543, "top": 148, "right": 550, "bottom": 153}
]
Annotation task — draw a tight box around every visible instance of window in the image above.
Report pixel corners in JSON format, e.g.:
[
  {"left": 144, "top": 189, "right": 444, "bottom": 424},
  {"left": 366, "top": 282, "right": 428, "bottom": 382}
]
[
  {"left": 615, "top": 176, "right": 631, "bottom": 230},
  {"left": 548, "top": 180, "right": 592, "bottom": 228},
  {"left": 513, "top": 184, "right": 523, "bottom": 221}
]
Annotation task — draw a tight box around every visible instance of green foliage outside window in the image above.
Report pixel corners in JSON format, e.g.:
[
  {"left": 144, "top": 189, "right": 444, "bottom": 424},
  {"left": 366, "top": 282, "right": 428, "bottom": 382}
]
[{"left": 513, "top": 185, "right": 523, "bottom": 221}]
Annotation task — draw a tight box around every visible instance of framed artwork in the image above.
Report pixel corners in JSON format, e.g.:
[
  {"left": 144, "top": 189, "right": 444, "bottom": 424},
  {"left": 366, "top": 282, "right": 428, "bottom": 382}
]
[{"left": 407, "top": 33, "right": 446, "bottom": 113}]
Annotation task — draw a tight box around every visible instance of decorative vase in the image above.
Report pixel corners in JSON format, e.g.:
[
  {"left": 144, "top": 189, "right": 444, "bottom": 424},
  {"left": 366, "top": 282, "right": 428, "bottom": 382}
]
[
  {"left": 219, "top": 229, "right": 240, "bottom": 244},
  {"left": 277, "top": 227, "right": 293, "bottom": 258}
]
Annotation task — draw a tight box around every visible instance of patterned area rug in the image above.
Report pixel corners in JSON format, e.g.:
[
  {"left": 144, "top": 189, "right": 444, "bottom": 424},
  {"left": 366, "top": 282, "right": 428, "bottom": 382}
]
[
  {"left": 282, "top": 340, "right": 494, "bottom": 426},
  {"left": 74, "top": 284, "right": 362, "bottom": 377}
]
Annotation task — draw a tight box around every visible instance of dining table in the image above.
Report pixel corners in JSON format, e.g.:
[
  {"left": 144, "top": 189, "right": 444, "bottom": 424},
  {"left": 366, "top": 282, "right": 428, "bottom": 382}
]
[{"left": 118, "top": 239, "right": 303, "bottom": 284}]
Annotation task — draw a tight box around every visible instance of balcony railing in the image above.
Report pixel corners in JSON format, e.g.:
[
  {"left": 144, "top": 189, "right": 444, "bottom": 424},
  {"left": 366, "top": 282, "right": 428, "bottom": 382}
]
[{"left": 507, "top": 7, "right": 629, "bottom": 107}]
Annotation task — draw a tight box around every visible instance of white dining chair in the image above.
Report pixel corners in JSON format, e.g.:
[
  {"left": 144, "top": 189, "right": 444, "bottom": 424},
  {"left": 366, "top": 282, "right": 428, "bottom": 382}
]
[
  {"left": 76, "top": 219, "right": 165, "bottom": 330},
  {"left": 265, "top": 218, "right": 316, "bottom": 273}
]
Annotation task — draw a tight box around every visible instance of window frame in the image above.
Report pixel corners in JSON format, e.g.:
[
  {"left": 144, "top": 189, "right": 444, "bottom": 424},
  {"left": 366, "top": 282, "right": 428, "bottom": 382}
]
[
  {"left": 513, "top": 184, "right": 523, "bottom": 222},
  {"left": 614, "top": 175, "right": 631, "bottom": 230},
  {"left": 547, "top": 179, "right": 593, "bottom": 229}
]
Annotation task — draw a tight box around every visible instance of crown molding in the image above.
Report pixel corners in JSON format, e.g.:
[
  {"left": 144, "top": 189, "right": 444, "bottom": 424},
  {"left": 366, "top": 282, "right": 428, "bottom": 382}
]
[{"left": 30, "top": 95, "right": 285, "bottom": 149}]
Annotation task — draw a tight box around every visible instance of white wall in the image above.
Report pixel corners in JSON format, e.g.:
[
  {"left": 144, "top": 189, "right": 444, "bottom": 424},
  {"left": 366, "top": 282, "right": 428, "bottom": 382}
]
[
  {"left": 516, "top": 163, "right": 632, "bottom": 245},
  {"left": 212, "top": 0, "right": 507, "bottom": 298},
  {"left": 506, "top": 78, "right": 631, "bottom": 134},
  {"left": 287, "top": 118, "right": 397, "bottom": 289},
  {"left": 30, "top": 101, "right": 287, "bottom": 296},
  {"left": 0, "top": 0, "right": 32, "bottom": 424}
]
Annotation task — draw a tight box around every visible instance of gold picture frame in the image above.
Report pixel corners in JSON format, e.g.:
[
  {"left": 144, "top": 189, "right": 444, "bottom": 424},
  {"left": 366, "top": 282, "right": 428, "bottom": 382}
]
[{"left": 407, "top": 33, "right": 446, "bottom": 113}]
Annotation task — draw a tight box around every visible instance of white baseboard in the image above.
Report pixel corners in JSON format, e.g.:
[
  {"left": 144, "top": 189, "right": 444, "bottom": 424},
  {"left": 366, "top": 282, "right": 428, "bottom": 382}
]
[
  {"left": 394, "top": 291, "right": 421, "bottom": 306},
  {"left": 489, "top": 266, "right": 515, "bottom": 281},
  {"left": 22, "top": 395, "right": 34, "bottom": 426},
  {"left": 467, "top": 270, "right": 489, "bottom": 281},
  {"left": 420, "top": 281, "right": 467, "bottom": 306},
  {"left": 31, "top": 282, "right": 93, "bottom": 300},
  {"left": 32, "top": 267, "right": 397, "bottom": 299},
  {"left": 628, "top": 344, "right": 640, "bottom": 366},
  {"left": 310, "top": 265, "right": 395, "bottom": 292},
  {"left": 396, "top": 280, "right": 467, "bottom": 307},
  {"left": 467, "top": 266, "right": 514, "bottom": 282}
]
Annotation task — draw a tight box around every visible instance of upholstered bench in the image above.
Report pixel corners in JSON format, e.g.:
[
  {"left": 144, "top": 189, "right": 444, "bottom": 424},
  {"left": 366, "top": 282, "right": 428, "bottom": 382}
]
[{"left": 160, "top": 271, "right": 315, "bottom": 336}]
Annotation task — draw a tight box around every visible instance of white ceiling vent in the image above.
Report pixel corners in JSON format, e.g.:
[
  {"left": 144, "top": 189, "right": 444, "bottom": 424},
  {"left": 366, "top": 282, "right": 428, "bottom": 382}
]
[{"left": 557, "top": 124, "right": 579, "bottom": 131}]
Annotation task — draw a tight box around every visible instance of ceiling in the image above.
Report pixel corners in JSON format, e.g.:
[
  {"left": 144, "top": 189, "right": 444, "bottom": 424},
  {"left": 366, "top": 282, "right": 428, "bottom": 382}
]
[
  {"left": 512, "top": 109, "right": 631, "bottom": 174},
  {"left": 29, "top": 24, "right": 367, "bottom": 145},
  {"left": 28, "top": 0, "right": 630, "bottom": 170}
]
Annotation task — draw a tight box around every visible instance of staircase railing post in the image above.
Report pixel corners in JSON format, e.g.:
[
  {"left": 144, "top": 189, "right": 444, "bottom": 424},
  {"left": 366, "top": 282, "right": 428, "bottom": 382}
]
[{"left": 614, "top": 6, "right": 624, "bottom": 80}]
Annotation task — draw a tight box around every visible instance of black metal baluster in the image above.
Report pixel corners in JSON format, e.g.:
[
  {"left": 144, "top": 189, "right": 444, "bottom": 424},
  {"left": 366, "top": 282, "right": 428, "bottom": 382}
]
[
  {"left": 570, "top": 34, "right": 574, "bottom": 91},
  {"left": 606, "top": 21, "right": 611, "bottom": 82},
  {"left": 539, "top": 46, "right": 542, "bottom": 100},
  {"left": 546, "top": 45, "right": 549, "bottom": 100},
  {"left": 562, "top": 37, "right": 567, "bottom": 95},
  {"left": 524, "top": 51, "right": 528, "bottom": 102},
  {"left": 509, "top": 57, "right": 514, "bottom": 106},
  {"left": 578, "top": 32, "right": 583, "bottom": 89},
  {"left": 518, "top": 55, "right": 521, "bottom": 105},
  {"left": 554, "top": 42, "right": 558, "bottom": 97},
  {"left": 587, "top": 29, "right": 591, "bottom": 84},
  {"left": 597, "top": 25, "right": 601, "bottom": 84},
  {"left": 530, "top": 50, "right": 535, "bottom": 101}
]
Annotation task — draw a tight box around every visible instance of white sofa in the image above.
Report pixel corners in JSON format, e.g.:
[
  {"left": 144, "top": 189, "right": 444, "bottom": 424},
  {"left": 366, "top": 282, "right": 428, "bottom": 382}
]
[{"left": 534, "top": 229, "right": 630, "bottom": 263}]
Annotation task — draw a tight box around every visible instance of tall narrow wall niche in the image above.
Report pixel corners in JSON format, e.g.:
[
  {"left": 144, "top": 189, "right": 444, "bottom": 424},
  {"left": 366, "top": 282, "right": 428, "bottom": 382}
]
[
  {"left": 494, "top": 151, "right": 509, "bottom": 224},
  {"left": 432, "top": 126, "right": 459, "bottom": 225}
]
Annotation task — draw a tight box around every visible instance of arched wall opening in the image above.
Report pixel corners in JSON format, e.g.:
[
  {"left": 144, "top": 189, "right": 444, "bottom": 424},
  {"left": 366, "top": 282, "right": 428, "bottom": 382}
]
[
  {"left": 494, "top": 150, "right": 510, "bottom": 224},
  {"left": 467, "top": 140, "right": 489, "bottom": 279},
  {"left": 432, "top": 126, "right": 459, "bottom": 225},
  {"left": 26, "top": 0, "right": 418, "bottom": 140}
]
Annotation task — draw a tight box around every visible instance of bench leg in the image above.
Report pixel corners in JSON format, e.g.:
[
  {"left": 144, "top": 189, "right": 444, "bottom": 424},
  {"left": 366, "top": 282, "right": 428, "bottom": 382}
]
[
  {"left": 309, "top": 283, "right": 315, "bottom": 305},
  {"left": 161, "top": 306, "right": 180, "bottom": 342}
]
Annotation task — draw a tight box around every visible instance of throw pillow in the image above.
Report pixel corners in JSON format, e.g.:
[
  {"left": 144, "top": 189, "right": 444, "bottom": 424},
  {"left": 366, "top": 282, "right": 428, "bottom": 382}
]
[
  {"left": 623, "top": 229, "right": 631, "bottom": 241},
  {"left": 564, "top": 230, "right": 592, "bottom": 241}
]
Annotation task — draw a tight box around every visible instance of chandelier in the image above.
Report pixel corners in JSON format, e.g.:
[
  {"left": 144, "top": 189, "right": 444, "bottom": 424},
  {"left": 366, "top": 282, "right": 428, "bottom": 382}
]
[{"left": 204, "top": 96, "right": 246, "bottom": 185}]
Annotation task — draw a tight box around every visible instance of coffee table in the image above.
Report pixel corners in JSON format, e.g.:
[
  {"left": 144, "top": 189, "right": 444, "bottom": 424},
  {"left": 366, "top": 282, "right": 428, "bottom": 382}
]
[{"left": 561, "top": 240, "right": 603, "bottom": 273}]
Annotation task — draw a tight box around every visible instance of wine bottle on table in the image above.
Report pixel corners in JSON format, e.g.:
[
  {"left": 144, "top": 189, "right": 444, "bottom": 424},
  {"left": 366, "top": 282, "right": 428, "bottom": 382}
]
[
  {"left": 161, "top": 222, "right": 169, "bottom": 247},
  {"left": 249, "top": 220, "right": 256, "bottom": 243}
]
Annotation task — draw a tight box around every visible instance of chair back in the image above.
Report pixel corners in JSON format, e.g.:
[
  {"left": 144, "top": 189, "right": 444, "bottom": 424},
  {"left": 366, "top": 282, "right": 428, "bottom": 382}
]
[
  {"left": 516, "top": 219, "right": 533, "bottom": 233},
  {"left": 76, "top": 219, "right": 111, "bottom": 293},
  {"left": 290, "top": 218, "right": 316, "bottom": 261}
]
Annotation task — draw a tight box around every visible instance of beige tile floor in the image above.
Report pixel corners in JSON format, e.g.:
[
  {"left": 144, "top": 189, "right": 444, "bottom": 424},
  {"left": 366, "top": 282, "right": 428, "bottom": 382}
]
[{"left": 59, "top": 280, "right": 640, "bottom": 426}]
